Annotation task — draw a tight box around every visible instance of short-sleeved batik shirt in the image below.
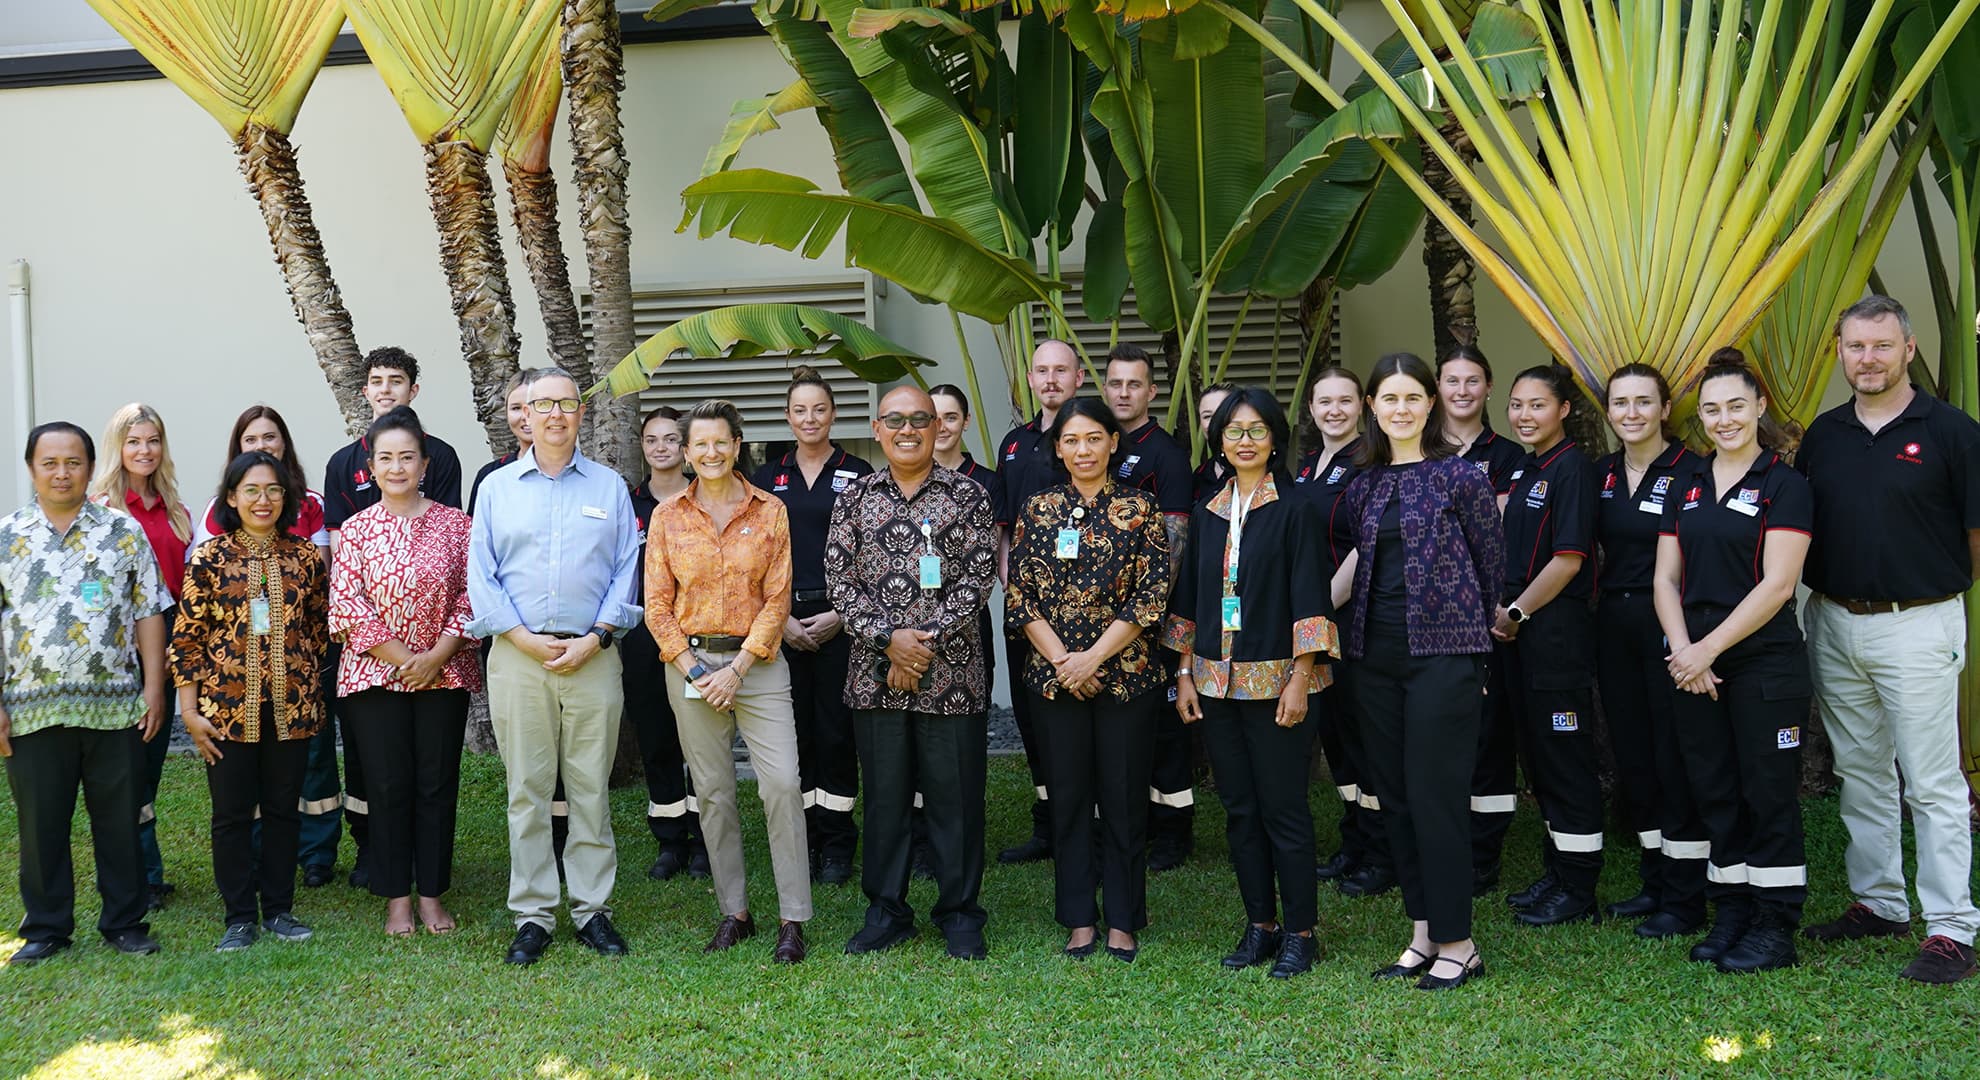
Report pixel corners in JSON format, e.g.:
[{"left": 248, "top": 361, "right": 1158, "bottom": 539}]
[{"left": 0, "top": 499, "right": 169, "bottom": 736}]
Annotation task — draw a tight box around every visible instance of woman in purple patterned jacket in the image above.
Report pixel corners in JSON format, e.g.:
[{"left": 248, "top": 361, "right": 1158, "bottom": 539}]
[{"left": 1332, "top": 352, "right": 1505, "bottom": 991}]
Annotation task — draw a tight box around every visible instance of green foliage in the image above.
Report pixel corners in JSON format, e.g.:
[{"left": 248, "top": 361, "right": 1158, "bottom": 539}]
[{"left": 599, "top": 300, "right": 933, "bottom": 397}]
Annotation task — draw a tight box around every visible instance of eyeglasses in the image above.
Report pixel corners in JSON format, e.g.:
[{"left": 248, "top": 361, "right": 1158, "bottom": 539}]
[
  {"left": 238, "top": 484, "right": 285, "bottom": 503},
  {"left": 529, "top": 398, "right": 582, "bottom": 415},
  {"left": 1222, "top": 424, "right": 1273, "bottom": 443},
  {"left": 879, "top": 412, "right": 936, "bottom": 430}
]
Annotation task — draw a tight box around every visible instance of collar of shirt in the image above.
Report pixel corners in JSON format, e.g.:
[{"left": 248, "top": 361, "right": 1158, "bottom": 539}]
[
  {"left": 519, "top": 445, "right": 597, "bottom": 479},
  {"left": 1203, "top": 473, "right": 1282, "bottom": 520},
  {"left": 28, "top": 497, "right": 114, "bottom": 537},
  {"left": 670, "top": 475, "right": 777, "bottom": 524},
  {"left": 874, "top": 462, "right": 963, "bottom": 503},
  {"left": 1833, "top": 383, "right": 1937, "bottom": 434}
]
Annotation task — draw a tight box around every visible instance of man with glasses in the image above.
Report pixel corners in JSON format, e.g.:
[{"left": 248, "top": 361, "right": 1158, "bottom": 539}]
[
  {"left": 315, "top": 346, "right": 464, "bottom": 890},
  {"left": 828, "top": 387, "right": 999, "bottom": 960},
  {"left": 469, "top": 368, "right": 642, "bottom": 966}
]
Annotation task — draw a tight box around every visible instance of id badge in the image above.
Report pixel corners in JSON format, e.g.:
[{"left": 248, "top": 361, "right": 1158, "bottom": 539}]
[
  {"left": 79, "top": 579, "right": 108, "bottom": 613},
  {"left": 1055, "top": 528, "right": 1080, "bottom": 559},
  {"left": 918, "top": 554, "right": 943, "bottom": 589},
  {"left": 682, "top": 677, "right": 703, "bottom": 700},
  {"left": 1220, "top": 594, "right": 1242, "bottom": 632},
  {"left": 250, "top": 597, "right": 272, "bottom": 636}
]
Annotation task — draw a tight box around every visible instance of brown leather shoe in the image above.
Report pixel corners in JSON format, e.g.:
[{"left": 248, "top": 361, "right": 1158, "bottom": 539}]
[
  {"left": 704, "top": 914, "right": 757, "bottom": 953},
  {"left": 773, "top": 921, "right": 807, "bottom": 964}
]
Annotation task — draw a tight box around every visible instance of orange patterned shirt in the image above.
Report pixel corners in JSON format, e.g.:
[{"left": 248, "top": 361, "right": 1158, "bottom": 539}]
[{"left": 644, "top": 477, "right": 793, "bottom": 663}]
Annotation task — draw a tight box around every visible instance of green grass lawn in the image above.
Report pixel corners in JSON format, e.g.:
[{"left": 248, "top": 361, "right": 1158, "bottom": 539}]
[{"left": 0, "top": 751, "right": 1973, "bottom": 1078}]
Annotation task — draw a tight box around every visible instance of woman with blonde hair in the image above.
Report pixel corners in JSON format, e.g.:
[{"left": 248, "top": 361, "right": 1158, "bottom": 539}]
[{"left": 90, "top": 402, "right": 193, "bottom": 911}]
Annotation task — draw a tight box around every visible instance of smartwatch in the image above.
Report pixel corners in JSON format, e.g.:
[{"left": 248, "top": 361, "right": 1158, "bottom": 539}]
[
  {"left": 1506, "top": 604, "right": 1528, "bottom": 625},
  {"left": 590, "top": 625, "right": 615, "bottom": 650},
  {"left": 686, "top": 662, "right": 710, "bottom": 681},
  {"left": 869, "top": 630, "right": 893, "bottom": 651}
]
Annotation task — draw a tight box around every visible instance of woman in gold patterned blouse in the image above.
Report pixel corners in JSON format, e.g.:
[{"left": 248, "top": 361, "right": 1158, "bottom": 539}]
[
  {"left": 170, "top": 450, "right": 330, "bottom": 953},
  {"left": 1006, "top": 397, "right": 1172, "bottom": 962}
]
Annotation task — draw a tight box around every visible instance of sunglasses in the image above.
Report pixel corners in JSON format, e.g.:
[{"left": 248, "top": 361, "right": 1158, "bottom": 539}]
[{"left": 879, "top": 412, "right": 936, "bottom": 430}]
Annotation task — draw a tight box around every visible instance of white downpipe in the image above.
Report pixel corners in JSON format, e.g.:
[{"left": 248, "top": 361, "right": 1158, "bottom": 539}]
[{"left": 7, "top": 260, "right": 32, "bottom": 507}]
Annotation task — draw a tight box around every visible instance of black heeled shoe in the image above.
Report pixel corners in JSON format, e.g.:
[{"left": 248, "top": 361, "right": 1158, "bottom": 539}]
[
  {"left": 1372, "top": 945, "right": 1435, "bottom": 980},
  {"left": 1416, "top": 952, "right": 1484, "bottom": 990}
]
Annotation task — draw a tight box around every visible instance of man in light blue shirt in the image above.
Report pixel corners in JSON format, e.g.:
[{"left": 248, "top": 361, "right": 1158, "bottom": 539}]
[{"left": 469, "top": 368, "right": 641, "bottom": 966}]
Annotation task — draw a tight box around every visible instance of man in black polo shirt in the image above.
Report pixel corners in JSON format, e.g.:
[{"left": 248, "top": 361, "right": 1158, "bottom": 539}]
[
  {"left": 1102, "top": 344, "right": 1197, "bottom": 870},
  {"left": 1795, "top": 295, "right": 1980, "bottom": 984},
  {"left": 992, "top": 339, "right": 1085, "bottom": 864},
  {"left": 317, "top": 346, "right": 465, "bottom": 888}
]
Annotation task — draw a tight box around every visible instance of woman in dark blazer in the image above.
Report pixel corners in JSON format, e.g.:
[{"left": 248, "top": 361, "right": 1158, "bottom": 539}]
[
  {"left": 1332, "top": 353, "right": 1504, "bottom": 990},
  {"left": 1165, "top": 387, "right": 1339, "bottom": 979}
]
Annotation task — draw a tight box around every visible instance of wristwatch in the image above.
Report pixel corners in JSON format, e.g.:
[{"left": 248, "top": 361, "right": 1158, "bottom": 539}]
[
  {"left": 1505, "top": 604, "right": 1528, "bottom": 625},
  {"left": 590, "top": 625, "right": 615, "bottom": 650},
  {"left": 687, "top": 662, "right": 710, "bottom": 681},
  {"left": 869, "top": 629, "right": 893, "bottom": 651}
]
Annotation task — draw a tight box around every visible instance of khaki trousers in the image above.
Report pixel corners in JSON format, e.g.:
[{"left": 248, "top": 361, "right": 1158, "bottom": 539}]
[
  {"left": 666, "top": 650, "right": 813, "bottom": 922},
  {"left": 1807, "top": 594, "right": 1979, "bottom": 944},
  {"left": 488, "top": 637, "right": 623, "bottom": 932}
]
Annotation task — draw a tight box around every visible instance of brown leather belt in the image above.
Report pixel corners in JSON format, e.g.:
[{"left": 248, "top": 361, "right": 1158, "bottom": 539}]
[
  {"left": 1826, "top": 594, "right": 1960, "bottom": 616},
  {"left": 688, "top": 634, "right": 747, "bottom": 651}
]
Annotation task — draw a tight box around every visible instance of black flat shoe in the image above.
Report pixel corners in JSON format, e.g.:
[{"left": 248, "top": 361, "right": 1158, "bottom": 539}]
[
  {"left": 1636, "top": 911, "right": 1706, "bottom": 939},
  {"left": 1372, "top": 946, "right": 1435, "bottom": 980},
  {"left": 1606, "top": 891, "right": 1659, "bottom": 919},
  {"left": 105, "top": 929, "right": 161, "bottom": 956},
  {"left": 1417, "top": 952, "right": 1484, "bottom": 990},
  {"left": 1063, "top": 935, "right": 1099, "bottom": 960},
  {"left": 1221, "top": 923, "right": 1283, "bottom": 969},
  {"left": 8, "top": 939, "right": 69, "bottom": 966},
  {"left": 1107, "top": 944, "right": 1138, "bottom": 964},
  {"left": 844, "top": 920, "right": 917, "bottom": 955},
  {"left": 1267, "top": 932, "right": 1318, "bottom": 979}
]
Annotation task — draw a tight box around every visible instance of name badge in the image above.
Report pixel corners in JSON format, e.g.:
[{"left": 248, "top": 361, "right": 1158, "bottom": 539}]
[
  {"left": 80, "top": 580, "right": 108, "bottom": 613},
  {"left": 1637, "top": 500, "right": 1663, "bottom": 515},
  {"left": 1221, "top": 594, "right": 1242, "bottom": 631},
  {"left": 1055, "top": 528, "right": 1080, "bottom": 559},
  {"left": 581, "top": 505, "right": 608, "bottom": 520},
  {"left": 250, "top": 596, "right": 272, "bottom": 636},
  {"left": 683, "top": 677, "right": 703, "bottom": 700},
  {"left": 832, "top": 469, "right": 859, "bottom": 492},
  {"left": 1727, "top": 499, "right": 1759, "bottom": 517},
  {"left": 918, "top": 554, "right": 943, "bottom": 589}
]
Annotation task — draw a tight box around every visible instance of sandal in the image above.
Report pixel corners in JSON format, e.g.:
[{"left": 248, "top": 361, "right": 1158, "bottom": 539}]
[
  {"left": 1417, "top": 951, "right": 1484, "bottom": 990},
  {"left": 1372, "top": 945, "right": 1435, "bottom": 980}
]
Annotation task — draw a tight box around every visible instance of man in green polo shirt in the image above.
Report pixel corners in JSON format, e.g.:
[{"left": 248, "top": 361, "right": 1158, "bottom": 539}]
[{"left": 0, "top": 421, "right": 171, "bottom": 965}]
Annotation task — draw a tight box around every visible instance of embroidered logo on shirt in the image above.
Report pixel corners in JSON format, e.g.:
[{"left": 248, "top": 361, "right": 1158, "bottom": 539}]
[
  {"left": 1898, "top": 442, "right": 1924, "bottom": 464},
  {"left": 1326, "top": 466, "right": 1347, "bottom": 484},
  {"left": 1005, "top": 439, "right": 1020, "bottom": 461},
  {"left": 1525, "top": 479, "right": 1549, "bottom": 508},
  {"left": 1682, "top": 486, "right": 1702, "bottom": 510},
  {"left": 1652, "top": 475, "right": 1673, "bottom": 495},
  {"left": 1777, "top": 726, "right": 1801, "bottom": 749},
  {"left": 1119, "top": 454, "right": 1141, "bottom": 479},
  {"left": 1602, "top": 472, "right": 1617, "bottom": 498},
  {"left": 1475, "top": 460, "right": 1491, "bottom": 475},
  {"left": 1552, "top": 711, "right": 1579, "bottom": 732},
  {"left": 832, "top": 469, "right": 858, "bottom": 492},
  {"left": 1736, "top": 487, "right": 1761, "bottom": 504},
  {"left": 773, "top": 472, "right": 790, "bottom": 492}
]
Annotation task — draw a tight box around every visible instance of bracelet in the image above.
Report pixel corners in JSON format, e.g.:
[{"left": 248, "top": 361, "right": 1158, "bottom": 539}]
[{"left": 1175, "top": 668, "right": 1194, "bottom": 681}]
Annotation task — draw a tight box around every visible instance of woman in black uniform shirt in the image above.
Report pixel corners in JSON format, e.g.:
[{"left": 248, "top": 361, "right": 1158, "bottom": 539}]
[
  {"left": 1655, "top": 359, "right": 1812, "bottom": 974},
  {"left": 1496, "top": 365, "right": 1604, "bottom": 926},
  {"left": 1294, "top": 367, "right": 1391, "bottom": 899},
  {"left": 752, "top": 366, "right": 873, "bottom": 884},
  {"left": 622, "top": 406, "right": 707, "bottom": 880},
  {"left": 1166, "top": 388, "right": 1338, "bottom": 979},
  {"left": 1594, "top": 365, "right": 1704, "bottom": 936}
]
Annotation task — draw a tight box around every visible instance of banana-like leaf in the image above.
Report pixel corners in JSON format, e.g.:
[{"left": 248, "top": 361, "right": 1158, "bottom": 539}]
[
  {"left": 678, "top": 169, "right": 1061, "bottom": 322},
  {"left": 1263, "top": 0, "right": 1332, "bottom": 160},
  {"left": 649, "top": 0, "right": 820, "bottom": 22},
  {"left": 1015, "top": 11, "right": 1077, "bottom": 233},
  {"left": 759, "top": 13, "right": 918, "bottom": 208},
  {"left": 343, "top": 0, "right": 564, "bottom": 150},
  {"left": 84, "top": 0, "right": 345, "bottom": 137},
  {"left": 1122, "top": 178, "right": 1196, "bottom": 331},
  {"left": 1225, "top": 140, "right": 1423, "bottom": 297},
  {"left": 1143, "top": 0, "right": 1266, "bottom": 274},
  {"left": 1327, "top": 139, "right": 1424, "bottom": 288},
  {"left": 1082, "top": 196, "right": 1131, "bottom": 320},
  {"left": 847, "top": 6, "right": 982, "bottom": 39},
  {"left": 496, "top": 22, "right": 563, "bottom": 170},
  {"left": 599, "top": 303, "right": 933, "bottom": 399},
  {"left": 700, "top": 80, "right": 827, "bottom": 177}
]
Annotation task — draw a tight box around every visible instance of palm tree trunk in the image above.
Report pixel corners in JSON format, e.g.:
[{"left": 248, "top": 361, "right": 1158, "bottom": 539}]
[
  {"left": 235, "top": 122, "right": 370, "bottom": 436},
  {"left": 1422, "top": 117, "right": 1478, "bottom": 361},
  {"left": 564, "top": 0, "right": 639, "bottom": 485},
  {"left": 503, "top": 159, "right": 591, "bottom": 375},
  {"left": 425, "top": 139, "right": 524, "bottom": 457}
]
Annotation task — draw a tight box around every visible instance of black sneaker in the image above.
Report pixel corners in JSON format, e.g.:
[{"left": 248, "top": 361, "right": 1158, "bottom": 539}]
[
  {"left": 1337, "top": 863, "right": 1396, "bottom": 898},
  {"left": 1802, "top": 902, "right": 1910, "bottom": 942},
  {"left": 1900, "top": 936, "right": 1978, "bottom": 984},
  {"left": 1689, "top": 900, "right": 1753, "bottom": 964},
  {"left": 1221, "top": 923, "right": 1283, "bottom": 969},
  {"left": 1266, "top": 932, "right": 1318, "bottom": 979},
  {"left": 215, "top": 924, "right": 258, "bottom": 952},
  {"left": 1507, "top": 872, "right": 1559, "bottom": 910},
  {"left": 1716, "top": 909, "right": 1797, "bottom": 973},
  {"left": 1515, "top": 886, "right": 1599, "bottom": 927},
  {"left": 262, "top": 913, "right": 313, "bottom": 942}
]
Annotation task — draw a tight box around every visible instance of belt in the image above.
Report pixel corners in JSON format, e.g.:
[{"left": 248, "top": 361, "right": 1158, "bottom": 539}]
[
  {"left": 689, "top": 634, "right": 747, "bottom": 651},
  {"left": 793, "top": 590, "right": 830, "bottom": 604},
  {"left": 1826, "top": 593, "right": 1960, "bottom": 616}
]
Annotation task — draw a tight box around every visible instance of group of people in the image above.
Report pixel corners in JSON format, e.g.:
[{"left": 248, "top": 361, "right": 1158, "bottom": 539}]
[{"left": 3, "top": 295, "right": 1975, "bottom": 989}]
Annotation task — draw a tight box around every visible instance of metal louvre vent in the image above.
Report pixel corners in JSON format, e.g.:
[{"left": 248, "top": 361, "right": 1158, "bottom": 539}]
[
  {"left": 1030, "top": 274, "right": 1341, "bottom": 418},
  {"left": 579, "top": 275, "right": 879, "bottom": 442}
]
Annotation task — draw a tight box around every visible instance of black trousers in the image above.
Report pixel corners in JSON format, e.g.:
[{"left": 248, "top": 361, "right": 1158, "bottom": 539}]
[
  {"left": 1504, "top": 599, "right": 1605, "bottom": 895},
  {"left": 5, "top": 724, "right": 149, "bottom": 944},
  {"left": 620, "top": 624, "right": 701, "bottom": 853},
  {"left": 209, "top": 722, "right": 311, "bottom": 926},
  {"left": 137, "top": 605, "right": 176, "bottom": 888},
  {"left": 328, "top": 644, "right": 370, "bottom": 860},
  {"left": 1005, "top": 635, "right": 1052, "bottom": 841},
  {"left": 1469, "top": 639, "right": 1518, "bottom": 873},
  {"left": 1199, "top": 694, "right": 1319, "bottom": 934},
  {"left": 1147, "top": 661, "right": 1196, "bottom": 850},
  {"left": 1033, "top": 687, "right": 1158, "bottom": 932},
  {"left": 788, "top": 598, "right": 859, "bottom": 862},
  {"left": 1598, "top": 589, "right": 1707, "bottom": 920},
  {"left": 853, "top": 708, "right": 987, "bottom": 935},
  {"left": 1672, "top": 609, "right": 1810, "bottom": 922},
  {"left": 344, "top": 687, "right": 468, "bottom": 899},
  {"left": 1356, "top": 618, "right": 1483, "bottom": 942},
  {"left": 1316, "top": 667, "right": 1389, "bottom": 869}
]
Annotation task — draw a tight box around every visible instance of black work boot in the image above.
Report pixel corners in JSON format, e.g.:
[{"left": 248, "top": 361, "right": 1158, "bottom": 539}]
[
  {"left": 1716, "top": 907, "right": 1797, "bottom": 974},
  {"left": 1689, "top": 898, "right": 1754, "bottom": 964}
]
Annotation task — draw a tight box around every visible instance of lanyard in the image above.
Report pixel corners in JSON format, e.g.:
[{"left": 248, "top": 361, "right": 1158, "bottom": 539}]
[
  {"left": 921, "top": 518, "right": 934, "bottom": 555},
  {"left": 1226, "top": 480, "right": 1262, "bottom": 583}
]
